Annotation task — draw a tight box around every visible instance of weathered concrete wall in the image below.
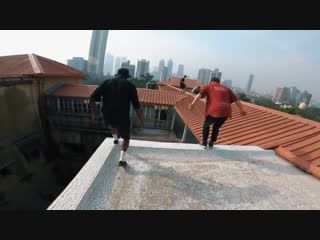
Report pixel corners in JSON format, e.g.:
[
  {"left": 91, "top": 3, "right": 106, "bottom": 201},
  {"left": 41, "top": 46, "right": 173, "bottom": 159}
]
[{"left": 0, "top": 84, "right": 41, "bottom": 145}]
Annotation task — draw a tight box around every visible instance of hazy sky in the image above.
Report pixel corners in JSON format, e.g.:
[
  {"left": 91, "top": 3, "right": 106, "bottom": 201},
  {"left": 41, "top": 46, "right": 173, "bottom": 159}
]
[{"left": 1, "top": 30, "right": 319, "bottom": 100}]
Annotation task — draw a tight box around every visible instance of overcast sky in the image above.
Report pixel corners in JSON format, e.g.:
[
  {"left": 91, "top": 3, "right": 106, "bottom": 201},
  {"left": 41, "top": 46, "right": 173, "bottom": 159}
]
[{"left": 1, "top": 30, "right": 319, "bottom": 100}]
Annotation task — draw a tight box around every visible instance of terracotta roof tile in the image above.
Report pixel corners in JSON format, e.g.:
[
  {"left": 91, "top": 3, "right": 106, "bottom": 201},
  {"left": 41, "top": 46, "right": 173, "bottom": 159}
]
[
  {"left": 0, "top": 54, "right": 87, "bottom": 78},
  {"left": 50, "top": 84, "right": 187, "bottom": 106},
  {"left": 137, "top": 88, "right": 187, "bottom": 106},
  {"left": 173, "top": 94, "right": 320, "bottom": 180},
  {"left": 52, "top": 84, "right": 97, "bottom": 98}
]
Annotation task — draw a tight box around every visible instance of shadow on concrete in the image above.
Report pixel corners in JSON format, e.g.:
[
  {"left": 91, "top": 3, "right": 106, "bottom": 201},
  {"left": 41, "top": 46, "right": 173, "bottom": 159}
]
[
  {"left": 130, "top": 146, "right": 304, "bottom": 177},
  {"left": 124, "top": 153, "right": 279, "bottom": 208}
]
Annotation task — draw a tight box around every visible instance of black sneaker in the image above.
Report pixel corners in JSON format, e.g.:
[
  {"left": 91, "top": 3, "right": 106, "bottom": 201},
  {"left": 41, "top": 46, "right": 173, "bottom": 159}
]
[
  {"left": 199, "top": 143, "right": 207, "bottom": 149},
  {"left": 208, "top": 142, "right": 214, "bottom": 149},
  {"left": 119, "top": 160, "right": 127, "bottom": 167},
  {"left": 113, "top": 139, "right": 119, "bottom": 144}
]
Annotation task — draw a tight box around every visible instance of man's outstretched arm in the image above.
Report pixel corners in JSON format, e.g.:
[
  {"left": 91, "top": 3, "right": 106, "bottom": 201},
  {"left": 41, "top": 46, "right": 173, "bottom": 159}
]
[
  {"left": 235, "top": 100, "right": 246, "bottom": 116},
  {"left": 188, "top": 93, "right": 202, "bottom": 110}
]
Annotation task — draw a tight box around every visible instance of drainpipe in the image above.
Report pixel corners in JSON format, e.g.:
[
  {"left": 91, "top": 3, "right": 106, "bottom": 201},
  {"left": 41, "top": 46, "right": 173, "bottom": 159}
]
[
  {"left": 57, "top": 98, "right": 60, "bottom": 112},
  {"left": 181, "top": 125, "right": 188, "bottom": 143},
  {"left": 170, "top": 111, "right": 176, "bottom": 130}
]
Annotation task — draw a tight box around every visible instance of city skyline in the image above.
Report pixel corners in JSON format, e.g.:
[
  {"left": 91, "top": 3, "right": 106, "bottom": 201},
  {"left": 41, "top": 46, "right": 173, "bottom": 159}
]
[{"left": 0, "top": 30, "right": 320, "bottom": 100}]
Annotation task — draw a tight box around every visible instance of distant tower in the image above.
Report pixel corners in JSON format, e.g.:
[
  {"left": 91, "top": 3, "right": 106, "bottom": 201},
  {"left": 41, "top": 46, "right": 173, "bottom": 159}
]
[
  {"left": 88, "top": 30, "right": 109, "bottom": 77},
  {"left": 114, "top": 57, "right": 121, "bottom": 74},
  {"left": 104, "top": 53, "right": 114, "bottom": 76},
  {"left": 167, "top": 59, "right": 173, "bottom": 78},
  {"left": 246, "top": 74, "right": 254, "bottom": 92},
  {"left": 136, "top": 59, "right": 150, "bottom": 78},
  {"left": 159, "top": 59, "right": 165, "bottom": 73},
  {"left": 177, "top": 64, "right": 184, "bottom": 78}
]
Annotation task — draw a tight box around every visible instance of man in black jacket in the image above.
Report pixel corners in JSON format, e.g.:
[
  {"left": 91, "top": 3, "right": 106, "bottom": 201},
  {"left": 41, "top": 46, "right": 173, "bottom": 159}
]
[{"left": 89, "top": 68, "right": 144, "bottom": 166}]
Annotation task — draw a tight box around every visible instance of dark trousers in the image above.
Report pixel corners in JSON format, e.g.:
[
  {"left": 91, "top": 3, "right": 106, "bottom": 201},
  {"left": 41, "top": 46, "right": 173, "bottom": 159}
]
[{"left": 202, "top": 116, "right": 228, "bottom": 145}]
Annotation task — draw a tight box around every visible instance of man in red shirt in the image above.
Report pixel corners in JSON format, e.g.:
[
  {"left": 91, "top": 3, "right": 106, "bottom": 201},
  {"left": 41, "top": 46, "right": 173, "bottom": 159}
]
[{"left": 188, "top": 77, "right": 246, "bottom": 149}]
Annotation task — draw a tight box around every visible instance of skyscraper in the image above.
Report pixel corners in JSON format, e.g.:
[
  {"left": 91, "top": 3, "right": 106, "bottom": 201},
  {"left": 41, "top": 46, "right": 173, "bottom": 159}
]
[
  {"left": 288, "top": 86, "right": 299, "bottom": 106},
  {"left": 159, "top": 59, "right": 165, "bottom": 72},
  {"left": 121, "top": 57, "right": 127, "bottom": 65},
  {"left": 197, "top": 68, "right": 212, "bottom": 85},
  {"left": 121, "top": 60, "right": 135, "bottom": 79},
  {"left": 114, "top": 57, "right": 121, "bottom": 74},
  {"left": 136, "top": 59, "right": 150, "bottom": 78},
  {"left": 67, "top": 57, "right": 88, "bottom": 72},
  {"left": 246, "top": 74, "right": 254, "bottom": 92},
  {"left": 177, "top": 64, "right": 184, "bottom": 77},
  {"left": 300, "top": 90, "right": 312, "bottom": 106},
  {"left": 212, "top": 68, "right": 222, "bottom": 80},
  {"left": 273, "top": 87, "right": 283, "bottom": 101},
  {"left": 87, "top": 30, "right": 109, "bottom": 77},
  {"left": 280, "top": 87, "right": 290, "bottom": 103},
  {"left": 160, "top": 66, "right": 168, "bottom": 81},
  {"left": 104, "top": 53, "right": 114, "bottom": 76},
  {"left": 167, "top": 59, "right": 173, "bottom": 78}
]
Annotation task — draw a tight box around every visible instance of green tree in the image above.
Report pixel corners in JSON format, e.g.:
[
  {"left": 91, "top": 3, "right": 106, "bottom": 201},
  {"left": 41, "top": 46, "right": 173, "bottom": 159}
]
[
  {"left": 237, "top": 93, "right": 251, "bottom": 103},
  {"left": 254, "top": 97, "right": 280, "bottom": 110}
]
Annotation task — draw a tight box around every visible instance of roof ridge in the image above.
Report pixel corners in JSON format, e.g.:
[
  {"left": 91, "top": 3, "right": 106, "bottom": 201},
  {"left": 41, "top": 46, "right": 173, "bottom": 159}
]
[{"left": 28, "top": 53, "right": 44, "bottom": 74}]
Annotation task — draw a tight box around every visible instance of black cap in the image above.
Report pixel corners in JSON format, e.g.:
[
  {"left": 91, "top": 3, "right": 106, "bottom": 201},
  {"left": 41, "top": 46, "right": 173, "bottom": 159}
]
[{"left": 115, "top": 68, "right": 131, "bottom": 78}]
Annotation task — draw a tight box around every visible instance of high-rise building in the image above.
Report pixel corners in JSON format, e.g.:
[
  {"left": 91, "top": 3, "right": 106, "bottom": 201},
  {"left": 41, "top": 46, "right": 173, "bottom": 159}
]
[
  {"left": 288, "top": 86, "right": 300, "bottom": 106},
  {"left": 177, "top": 64, "right": 184, "bottom": 77},
  {"left": 104, "top": 53, "right": 114, "bottom": 76},
  {"left": 246, "top": 74, "right": 254, "bottom": 92},
  {"left": 300, "top": 90, "right": 312, "bottom": 106},
  {"left": 121, "top": 60, "right": 135, "bottom": 79},
  {"left": 280, "top": 87, "right": 290, "bottom": 103},
  {"left": 121, "top": 57, "right": 127, "bottom": 65},
  {"left": 212, "top": 68, "right": 222, "bottom": 81},
  {"left": 197, "top": 68, "right": 212, "bottom": 85},
  {"left": 167, "top": 59, "right": 173, "bottom": 78},
  {"left": 273, "top": 87, "right": 283, "bottom": 101},
  {"left": 222, "top": 80, "right": 232, "bottom": 89},
  {"left": 87, "top": 30, "right": 109, "bottom": 77},
  {"left": 67, "top": 57, "right": 88, "bottom": 72},
  {"left": 160, "top": 66, "right": 168, "bottom": 81},
  {"left": 136, "top": 59, "right": 150, "bottom": 78},
  {"left": 114, "top": 57, "right": 121, "bottom": 74},
  {"left": 158, "top": 59, "right": 165, "bottom": 73}
]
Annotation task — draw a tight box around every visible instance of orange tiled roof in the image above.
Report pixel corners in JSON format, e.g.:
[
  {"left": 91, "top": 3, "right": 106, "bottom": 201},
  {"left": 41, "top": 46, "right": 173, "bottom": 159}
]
[
  {"left": 0, "top": 54, "right": 88, "bottom": 78},
  {"left": 174, "top": 96, "right": 320, "bottom": 179},
  {"left": 158, "top": 84, "right": 183, "bottom": 93},
  {"left": 52, "top": 84, "right": 97, "bottom": 98},
  {"left": 158, "top": 77, "right": 201, "bottom": 89},
  {"left": 137, "top": 88, "right": 187, "bottom": 106},
  {"left": 51, "top": 84, "right": 187, "bottom": 106}
]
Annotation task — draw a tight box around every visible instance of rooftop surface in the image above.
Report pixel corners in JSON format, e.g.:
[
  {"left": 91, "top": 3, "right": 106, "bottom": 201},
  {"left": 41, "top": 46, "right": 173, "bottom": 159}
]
[{"left": 48, "top": 138, "right": 320, "bottom": 210}]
